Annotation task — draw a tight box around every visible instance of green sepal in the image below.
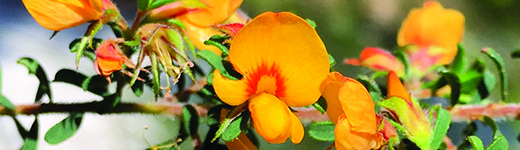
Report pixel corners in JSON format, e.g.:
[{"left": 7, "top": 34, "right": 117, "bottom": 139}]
[{"left": 197, "top": 50, "right": 239, "bottom": 80}]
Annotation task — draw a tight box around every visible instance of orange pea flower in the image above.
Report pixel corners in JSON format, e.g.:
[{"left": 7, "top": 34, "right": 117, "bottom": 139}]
[
  {"left": 378, "top": 71, "right": 432, "bottom": 149},
  {"left": 22, "top": 0, "right": 105, "bottom": 31},
  {"left": 213, "top": 12, "right": 329, "bottom": 143},
  {"left": 322, "top": 72, "right": 383, "bottom": 149},
  {"left": 397, "top": 1, "right": 464, "bottom": 69},
  {"left": 94, "top": 39, "right": 134, "bottom": 82},
  {"left": 344, "top": 47, "right": 405, "bottom": 76},
  {"left": 149, "top": 0, "right": 248, "bottom": 55}
]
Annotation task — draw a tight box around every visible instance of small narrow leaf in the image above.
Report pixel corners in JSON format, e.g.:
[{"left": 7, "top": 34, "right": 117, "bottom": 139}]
[
  {"left": 467, "top": 136, "right": 484, "bottom": 150},
  {"left": 17, "top": 57, "right": 52, "bottom": 103},
  {"left": 182, "top": 105, "right": 200, "bottom": 137},
  {"left": 0, "top": 94, "right": 15, "bottom": 110},
  {"left": 328, "top": 54, "right": 336, "bottom": 71},
  {"left": 204, "top": 40, "right": 229, "bottom": 56},
  {"left": 21, "top": 139, "right": 37, "bottom": 150},
  {"left": 308, "top": 121, "right": 335, "bottom": 141},
  {"left": 394, "top": 49, "right": 411, "bottom": 80},
  {"left": 149, "top": 0, "right": 175, "bottom": 10},
  {"left": 312, "top": 101, "right": 326, "bottom": 114},
  {"left": 44, "top": 112, "right": 84, "bottom": 144},
  {"left": 440, "top": 71, "right": 461, "bottom": 106},
  {"left": 486, "top": 135, "right": 508, "bottom": 150},
  {"left": 49, "top": 31, "right": 60, "bottom": 40},
  {"left": 451, "top": 43, "right": 466, "bottom": 74},
  {"left": 481, "top": 47, "right": 507, "bottom": 101},
  {"left": 430, "top": 106, "right": 451, "bottom": 150}
]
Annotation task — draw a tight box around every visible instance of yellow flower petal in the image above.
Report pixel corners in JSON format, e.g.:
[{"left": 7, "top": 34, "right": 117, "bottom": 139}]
[
  {"left": 22, "top": 0, "right": 103, "bottom": 31},
  {"left": 184, "top": 0, "right": 243, "bottom": 26},
  {"left": 289, "top": 112, "right": 304, "bottom": 144},
  {"left": 321, "top": 72, "right": 347, "bottom": 124},
  {"left": 338, "top": 78, "right": 377, "bottom": 134},
  {"left": 226, "top": 132, "right": 258, "bottom": 150},
  {"left": 397, "top": 1, "right": 464, "bottom": 65},
  {"left": 387, "top": 71, "right": 410, "bottom": 101},
  {"left": 213, "top": 69, "right": 250, "bottom": 106},
  {"left": 249, "top": 93, "right": 291, "bottom": 143},
  {"left": 229, "top": 12, "right": 329, "bottom": 107},
  {"left": 335, "top": 114, "right": 380, "bottom": 150}
]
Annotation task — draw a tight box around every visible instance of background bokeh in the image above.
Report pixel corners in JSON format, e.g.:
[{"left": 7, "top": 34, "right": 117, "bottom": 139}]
[{"left": 1, "top": 0, "right": 520, "bottom": 149}]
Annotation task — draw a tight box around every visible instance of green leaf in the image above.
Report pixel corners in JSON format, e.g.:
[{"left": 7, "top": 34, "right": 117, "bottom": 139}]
[
  {"left": 478, "top": 70, "right": 496, "bottom": 99},
  {"left": 0, "top": 94, "right": 15, "bottom": 110},
  {"left": 212, "top": 104, "right": 247, "bottom": 142},
  {"left": 467, "top": 136, "right": 484, "bottom": 150},
  {"left": 440, "top": 71, "right": 461, "bottom": 106},
  {"left": 197, "top": 50, "right": 238, "bottom": 80},
  {"left": 481, "top": 47, "right": 507, "bottom": 101},
  {"left": 305, "top": 18, "right": 317, "bottom": 29},
  {"left": 204, "top": 40, "right": 229, "bottom": 56},
  {"left": 312, "top": 97, "right": 326, "bottom": 114},
  {"left": 131, "top": 79, "right": 144, "bottom": 97},
  {"left": 450, "top": 43, "right": 466, "bottom": 74},
  {"left": 486, "top": 135, "right": 508, "bottom": 150},
  {"left": 150, "top": 53, "right": 161, "bottom": 98},
  {"left": 328, "top": 54, "right": 336, "bottom": 71},
  {"left": 206, "top": 71, "right": 214, "bottom": 85},
  {"left": 182, "top": 105, "right": 199, "bottom": 137},
  {"left": 18, "top": 57, "right": 52, "bottom": 103},
  {"left": 44, "top": 112, "right": 84, "bottom": 144},
  {"left": 221, "top": 115, "right": 244, "bottom": 142},
  {"left": 149, "top": 0, "right": 175, "bottom": 10},
  {"left": 21, "top": 138, "right": 38, "bottom": 150},
  {"left": 394, "top": 48, "right": 411, "bottom": 80},
  {"left": 482, "top": 116, "right": 501, "bottom": 138},
  {"left": 138, "top": 0, "right": 152, "bottom": 11},
  {"left": 511, "top": 49, "right": 520, "bottom": 59},
  {"left": 81, "top": 75, "right": 110, "bottom": 96},
  {"left": 430, "top": 106, "right": 451, "bottom": 150},
  {"left": 308, "top": 121, "right": 335, "bottom": 141}
]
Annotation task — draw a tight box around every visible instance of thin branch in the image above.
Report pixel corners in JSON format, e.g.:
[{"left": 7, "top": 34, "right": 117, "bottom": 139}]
[{"left": 449, "top": 103, "right": 520, "bottom": 122}]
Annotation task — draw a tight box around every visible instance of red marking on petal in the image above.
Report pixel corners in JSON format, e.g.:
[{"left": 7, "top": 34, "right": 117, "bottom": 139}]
[
  {"left": 213, "top": 23, "right": 245, "bottom": 37},
  {"left": 245, "top": 63, "right": 287, "bottom": 98}
]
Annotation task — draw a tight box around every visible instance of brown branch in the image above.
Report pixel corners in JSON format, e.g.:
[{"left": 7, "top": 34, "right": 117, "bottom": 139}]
[{"left": 449, "top": 103, "right": 520, "bottom": 122}]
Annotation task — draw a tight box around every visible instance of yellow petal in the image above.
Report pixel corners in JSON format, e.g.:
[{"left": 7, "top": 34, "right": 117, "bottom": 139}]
[
  {"left": 321, "top": 72, "right": 347, "bottom": 124},
  {"left": 338, "top": 78, "right": 377, "bottom": 134},
  {"left": 387, "top": 71, "right": 410, "bottom": 101},
  {"left": 183, "top": 21, "right": 223, "bottom": 55},
  {"left": 397, "top": 1, "right": 464, "bottom": 65},
  {"left": 22, "top": 0, "right": 103, "bottom": 31},
  {"left": 289, "top": 112, "right": 304, "bottom": 144},
  {"left": 249, "top": 93, "right": 291, "bottom": 143},
  {"left": 229, "top": 12, "right": 329, "bottom": 107},
  {"left": 185, "top": 0, "right": 243, "bottom": 26},
  {"left": 335, "top": 114, "right": 380, "bottom": 150},
  {"left": 213, "top": 69, "right": 250, "bottom": 106},
  {"left": 226, "top": 132, "right": 258, "bottom": 150}
]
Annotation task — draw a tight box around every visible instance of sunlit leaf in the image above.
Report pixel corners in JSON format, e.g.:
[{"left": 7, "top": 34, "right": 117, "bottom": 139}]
[
  {"left": 149, "top": 0, "right": 175, "bottom": 10},
  {"left": 308, "top": 121, "right": 335, "bottom": 141},
  {"left": 430, "top": 106, "right": 450, "bottom": 150},
  {"left": 467, "top": 136, "right": 484, "bottom": 150},
  {"left": 481, "top": 47, "right": 507, "bottom": 101},
  {"left": 394, "top": 49, "right": 411, "bottom": 80},
  {"left": 305, "top": 18, "right": 317, "bottom": 29},
  {"left": 0, "top": 94, "right": 15, "bottom": 110},
  {"left": 44, "top": 112, "right": 84, "bottom": 144},
  {"left": 486, "top": 135, "right": 508, "bottom": 150},
  {"left": 138, "top": 0, "right": 152, "bottom": 11},
  {"left": 450, "top": 43, "right": 466, "bottom": 74}
]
